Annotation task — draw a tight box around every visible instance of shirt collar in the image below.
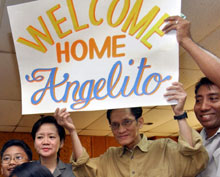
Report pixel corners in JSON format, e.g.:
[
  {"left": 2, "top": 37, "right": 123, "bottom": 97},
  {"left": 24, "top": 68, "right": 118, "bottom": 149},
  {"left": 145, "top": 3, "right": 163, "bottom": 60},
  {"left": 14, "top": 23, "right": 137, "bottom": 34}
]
[
  {"left": 119, "top": 134, "right": 149, "bottom": 157},
  {"left": 53, "top": 159, "right": 66, "bottom": 177},
  {"left": 36, "top": 159, "right": 66, "bottom": 177},
  {"left": 201, "top": 127, "right": 220, "bottom": 140}
]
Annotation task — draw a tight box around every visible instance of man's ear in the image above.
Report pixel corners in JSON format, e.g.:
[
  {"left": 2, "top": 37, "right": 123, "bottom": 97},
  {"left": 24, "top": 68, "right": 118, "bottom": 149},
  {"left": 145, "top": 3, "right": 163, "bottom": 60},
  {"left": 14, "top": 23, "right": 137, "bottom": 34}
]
[
  {"left": 138, "top": 117, "right": 144, "bottom": 129},
  {"left": 1, "top": 166, "right": 3, "bottom": 175}
]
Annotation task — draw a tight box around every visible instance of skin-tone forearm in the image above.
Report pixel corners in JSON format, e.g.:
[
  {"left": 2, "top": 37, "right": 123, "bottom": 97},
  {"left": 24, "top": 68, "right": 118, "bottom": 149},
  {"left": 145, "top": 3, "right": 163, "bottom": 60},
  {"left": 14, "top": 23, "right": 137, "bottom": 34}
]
[
  {"left": 69, "top": 129, "right": 83, "bottom": 161},
  {"left": 164, "top": 82, "right": 193, "bottom": 147},
  {"left": 163, "top": 16, "right": 220, "bottom": 88},
  {"left": 177, "top": 118, "right": 193, "bottom": 147},
  {"left": 181, "top": 38, "right": 220, "bottom": 88},
  {"left": 54, "top": 108, "right": 83, "bottom": 161}
]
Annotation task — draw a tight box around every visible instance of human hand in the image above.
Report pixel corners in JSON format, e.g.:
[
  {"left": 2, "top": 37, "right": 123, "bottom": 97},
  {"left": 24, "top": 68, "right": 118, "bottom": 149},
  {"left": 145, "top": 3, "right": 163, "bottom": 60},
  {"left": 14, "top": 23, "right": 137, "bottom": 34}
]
[
  {"left": 163, "top": 15, "right": 191, "bottom": 45},
  {"left": 164, "top": 82, "right": 187, "bottom": 116},
  {"left": 54, "top": 108, "right": 76, "bottom": 133}
]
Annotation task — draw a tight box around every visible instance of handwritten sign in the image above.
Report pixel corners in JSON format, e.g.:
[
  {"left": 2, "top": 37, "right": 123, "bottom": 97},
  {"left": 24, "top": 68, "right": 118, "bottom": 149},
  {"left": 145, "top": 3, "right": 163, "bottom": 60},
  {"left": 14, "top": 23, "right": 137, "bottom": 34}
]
[{"left": 7, "top": 0, "right": 181, "bottom": 114}]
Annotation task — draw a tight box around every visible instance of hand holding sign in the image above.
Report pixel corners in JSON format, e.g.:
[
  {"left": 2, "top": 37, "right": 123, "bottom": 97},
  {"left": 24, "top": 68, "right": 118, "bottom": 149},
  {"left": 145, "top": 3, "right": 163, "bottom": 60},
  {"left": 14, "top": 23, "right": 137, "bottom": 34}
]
[
  {"left": 163, "top": 15, "right": 191, "bottom": 45},
  {"left": 54, "top": 108, "right": 76, "bottom": 134},
  {"left": 164, "top": 82, "right": 187, "bottom": 116}
]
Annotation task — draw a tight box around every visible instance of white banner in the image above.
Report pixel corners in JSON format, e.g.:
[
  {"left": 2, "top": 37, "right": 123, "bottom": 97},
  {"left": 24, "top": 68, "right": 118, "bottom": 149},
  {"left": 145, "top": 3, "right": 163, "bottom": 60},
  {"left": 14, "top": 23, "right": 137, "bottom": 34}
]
[{"left": 7, "top": 0, "right": 181, "bottom": 114}]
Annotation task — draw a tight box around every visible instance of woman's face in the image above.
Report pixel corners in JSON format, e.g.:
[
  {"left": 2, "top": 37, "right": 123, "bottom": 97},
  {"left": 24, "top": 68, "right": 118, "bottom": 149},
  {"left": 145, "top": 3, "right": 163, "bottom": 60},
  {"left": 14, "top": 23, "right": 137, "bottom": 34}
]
[
  {"left": 34, "top": 123, "right": 63, "bottom": 159},
  {"left": 1, "top": 146, "right": 29, "bottom": 177}
]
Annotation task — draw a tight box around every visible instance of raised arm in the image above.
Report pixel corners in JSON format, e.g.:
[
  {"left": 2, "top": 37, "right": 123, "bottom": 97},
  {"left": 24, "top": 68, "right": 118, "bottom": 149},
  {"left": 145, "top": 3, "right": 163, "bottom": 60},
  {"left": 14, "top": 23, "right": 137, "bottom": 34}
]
[
  {"left": 163, "top": 16, "right": 220, "bottom": 88},
  {"left": 164, "top": 82, "right": 193, "bottom": 147},
  {"left": 54, "top": 108, "right": 83, "bottom": 161}
]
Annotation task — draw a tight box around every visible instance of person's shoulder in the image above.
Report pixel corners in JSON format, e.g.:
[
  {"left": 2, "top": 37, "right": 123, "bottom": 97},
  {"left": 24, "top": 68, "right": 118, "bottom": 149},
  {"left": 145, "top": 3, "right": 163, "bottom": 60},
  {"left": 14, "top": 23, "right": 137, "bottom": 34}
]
[
  {"left": 63, "top": 162, "right": 72, "bottom": 168},
  {"left": 57, "top": 159, "right": 72, "bottom": 170},
  {"left": 101, "top": 146, "right": 123, "bottom": 157},
  {"left": 107, "top": 146, "right": 122, "bottom": 151},
  {"left": 58, "top": 160, "right": 75, "bottom": 177},
  {"left": 148, "top": 138, "right": 177, "bottom": 148}
]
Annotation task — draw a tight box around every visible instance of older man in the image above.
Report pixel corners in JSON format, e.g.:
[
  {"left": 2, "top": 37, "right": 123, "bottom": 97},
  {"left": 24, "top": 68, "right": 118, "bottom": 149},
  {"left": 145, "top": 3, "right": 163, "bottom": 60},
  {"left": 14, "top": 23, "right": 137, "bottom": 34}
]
[{"left": 54, "top": 82, "right": 208, "bottom": 177}]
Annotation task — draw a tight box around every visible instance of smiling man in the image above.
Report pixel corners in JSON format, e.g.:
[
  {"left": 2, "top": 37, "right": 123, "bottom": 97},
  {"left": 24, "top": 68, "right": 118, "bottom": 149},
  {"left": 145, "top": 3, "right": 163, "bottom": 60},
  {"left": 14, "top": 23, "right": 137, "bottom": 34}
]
[
  {"left": 163, "top": 15, "right": 220, "bottom": 177},
  {"left": 54, "top": 82, "right": 208, "bottom": 177},
  {"left": 194, "top": 77, "right": 220, "bottom": 177},
  {"left": 0, "top": 139, "right": 32, "bottom": 177}
]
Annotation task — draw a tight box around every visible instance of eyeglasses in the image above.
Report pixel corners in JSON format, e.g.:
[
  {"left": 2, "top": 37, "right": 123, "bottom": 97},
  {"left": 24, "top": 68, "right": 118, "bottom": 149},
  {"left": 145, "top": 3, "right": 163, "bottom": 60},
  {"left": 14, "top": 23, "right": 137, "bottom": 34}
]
[
  {"left": 110, "top": 119, "right": 136, "bottom": 130},
  {"left": 2, "top": 154, "right": 26, "bottom": 164}
]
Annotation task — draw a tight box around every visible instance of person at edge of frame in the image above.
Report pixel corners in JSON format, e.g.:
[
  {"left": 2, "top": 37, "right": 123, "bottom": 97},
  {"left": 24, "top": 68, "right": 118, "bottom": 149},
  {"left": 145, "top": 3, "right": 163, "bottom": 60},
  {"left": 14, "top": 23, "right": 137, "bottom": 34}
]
[
  {"left": 163, "top": 15, "right": 220, "bottom": 177},
  {"left": 0, "top": 139, "right": 32, "bottom": 177},
  {"left": 9, "top": 162, "right": 54, "bottom": 177}
]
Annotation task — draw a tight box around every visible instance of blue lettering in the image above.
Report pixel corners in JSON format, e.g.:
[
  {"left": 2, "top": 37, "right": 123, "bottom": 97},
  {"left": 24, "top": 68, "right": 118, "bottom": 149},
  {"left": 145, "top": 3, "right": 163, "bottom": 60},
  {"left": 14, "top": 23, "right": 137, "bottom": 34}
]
[{"left": 26, "top": 58, "right": 171, "bottom": 110}]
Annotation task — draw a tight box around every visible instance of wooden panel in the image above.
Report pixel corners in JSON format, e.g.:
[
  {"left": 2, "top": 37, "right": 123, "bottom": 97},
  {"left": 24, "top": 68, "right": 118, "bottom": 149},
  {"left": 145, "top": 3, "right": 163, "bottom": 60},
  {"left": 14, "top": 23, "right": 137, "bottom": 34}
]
[
  {"left": 79, "top": 135, "right": 92, "bottom": 156},
  {"left": 106, "top": 136, "right": 120, "bottom": 148},
  {"left": 60, "top": 135, "right": 75, "bottom": 162},
  {"left": 60, "top": 135, "right": 92, "bottom": 162},
  {"left": 91, "top": 136, "right": 106, "bottom": 157}
]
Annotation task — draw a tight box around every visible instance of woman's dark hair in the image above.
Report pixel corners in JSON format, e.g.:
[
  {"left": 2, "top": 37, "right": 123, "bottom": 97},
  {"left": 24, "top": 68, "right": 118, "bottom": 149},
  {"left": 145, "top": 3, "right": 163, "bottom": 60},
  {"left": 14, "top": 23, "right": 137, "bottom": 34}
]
[
  {"left": 0, "top": 139, "right": 32, "bottom": 161},
  {"left": 195, "top": 77, "right": 215, "bottom": 95},
  {"left": 9, "top": 162, "right": 53, "bottom": 177},
  {"left": 106, "top": 107, "right": 143, "bottom": 124},
  {"left": 31, "top": 116, "right": 66, "bottom": 157}
]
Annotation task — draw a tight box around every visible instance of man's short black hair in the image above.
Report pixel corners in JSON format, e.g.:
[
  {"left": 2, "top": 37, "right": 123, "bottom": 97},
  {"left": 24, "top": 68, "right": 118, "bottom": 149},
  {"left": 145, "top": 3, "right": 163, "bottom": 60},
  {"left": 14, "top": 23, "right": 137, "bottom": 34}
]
[
  {"left": 9, "top": 162, "right": 54, "bottom": 177},
  {"left": 195, "top": 77, "right": 215, "bottom": 95},
  {"left": 106, "top": 107, "right": 143, "bottom": 124},
  {"left": 0, "top": 139, "right": 32, "bottom": 161}
]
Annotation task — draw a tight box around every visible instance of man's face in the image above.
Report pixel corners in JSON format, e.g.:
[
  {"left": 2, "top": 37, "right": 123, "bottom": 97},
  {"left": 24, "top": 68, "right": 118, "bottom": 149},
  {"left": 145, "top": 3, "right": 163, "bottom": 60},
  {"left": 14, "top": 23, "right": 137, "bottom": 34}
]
[
  {"left": 109, "top": 108, "right": 143, "bottom": 149},
  {"left": 194, "top": 84, "right": 220, "bottom": 131},
  {"left": 1, "top": 146, "right": 29, "bottom": 177}
]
